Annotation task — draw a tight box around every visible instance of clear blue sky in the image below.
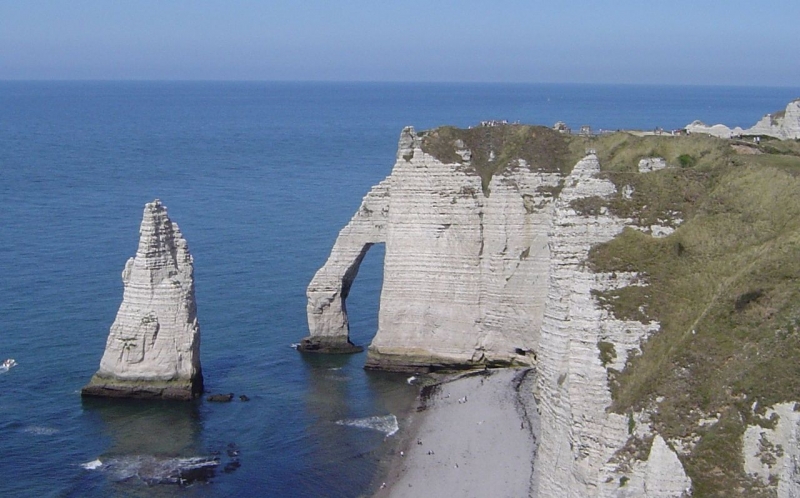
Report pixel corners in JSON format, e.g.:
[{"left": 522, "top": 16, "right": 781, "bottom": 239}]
[{"left": 1, "top": 0, "right": 798, "bottom": 85}]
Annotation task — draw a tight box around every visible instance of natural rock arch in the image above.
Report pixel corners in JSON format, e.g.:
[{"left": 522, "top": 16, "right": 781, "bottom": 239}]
[
  {"left": 300, "top": 127, "right": 553, "bottom": 370},
  {"left": 299, "top": 179, "right": 390, "bottom": 353}
]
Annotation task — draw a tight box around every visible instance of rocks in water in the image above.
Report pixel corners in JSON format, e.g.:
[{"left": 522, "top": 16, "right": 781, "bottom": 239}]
[
  {"left": 204, "top": 393, "right": 250, "bottom": 402},
  {"left": 297, "top": 336, "right": 363, "bottom": 354},
  {"left": 81, "top": 200, "right": 203, "bottom": 401},
  {"left": 206, "top": 393, "right": 234, "bottom": 403}
]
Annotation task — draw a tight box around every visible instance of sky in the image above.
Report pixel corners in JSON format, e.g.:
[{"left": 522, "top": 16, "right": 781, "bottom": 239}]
[{"left": 1, "top": 0, "right": 798, "bottom": 85}]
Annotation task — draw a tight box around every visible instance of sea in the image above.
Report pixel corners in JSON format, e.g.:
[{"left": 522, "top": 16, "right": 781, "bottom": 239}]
[{"left": 0, "top": 81, "right": 798, "bottom": 497}]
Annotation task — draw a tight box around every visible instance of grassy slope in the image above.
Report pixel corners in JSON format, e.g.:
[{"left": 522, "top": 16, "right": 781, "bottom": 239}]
[{"left": 578, "top": 133, "right": 800, "bottom": 497}]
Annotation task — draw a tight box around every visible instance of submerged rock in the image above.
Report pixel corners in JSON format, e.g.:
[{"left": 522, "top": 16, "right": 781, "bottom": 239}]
[
  {"left": 206, "top": 393, "right": 234, "bottom": 403},
  {"left": 82, "top": 200, "right": 203, "bottom": 400}
]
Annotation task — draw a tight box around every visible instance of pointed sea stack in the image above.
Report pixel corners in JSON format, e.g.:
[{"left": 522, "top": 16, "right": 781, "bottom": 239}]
[{"left": 82, "top": 200, "right": 203, "bottom": 400}]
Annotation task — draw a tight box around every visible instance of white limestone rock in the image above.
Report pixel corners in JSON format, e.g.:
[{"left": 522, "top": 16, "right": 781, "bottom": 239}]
[
  {"left": 301, "top": 177, "right": 390, "bottom": 353},
  {"left": 304, "top": 126, "right": 693, "bottom": 493},
  {"left": 532, "top": 154, "right": 690, "bottom": 497},
  {"left": 685, "top": 99, "right": 800, "bottom": 140},
  {"left": 82, "top": 199, "right": 203, "bottom": 400},
  {"left": 742, "top": 402, "right": 800, "bottom": 496},
  {"left": 746, "top": 100, "right": 800, "bottom": 140},
  {"left": 303, "top": 126, "right": 561, "bottom": 370},
  {"left": 611, "top": 436, "right": 692, "bottom": 497},
  {"left": 638, "top": 157, "right": 668, "bottom": 173},
  {"left": 684, "top": 121, "right": 744, "bottom": 139}
]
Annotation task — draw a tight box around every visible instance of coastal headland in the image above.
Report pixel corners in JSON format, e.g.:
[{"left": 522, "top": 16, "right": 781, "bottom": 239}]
[{"left": 304, "top": 100, "right": 800, "bottom": 497}]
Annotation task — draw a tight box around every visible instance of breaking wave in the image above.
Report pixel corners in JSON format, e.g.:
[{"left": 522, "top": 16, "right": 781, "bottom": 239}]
[
  {"left": 81, "top": 455, "right": 220, "bottom": 485},
  {"left": 335, "top": 414, "right": 399, "bottom": 437}
]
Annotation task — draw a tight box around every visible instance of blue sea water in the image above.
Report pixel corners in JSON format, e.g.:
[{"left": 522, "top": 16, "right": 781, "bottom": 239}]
[{"left": 0, "top": 81, "right": 798, "bottom": 497}]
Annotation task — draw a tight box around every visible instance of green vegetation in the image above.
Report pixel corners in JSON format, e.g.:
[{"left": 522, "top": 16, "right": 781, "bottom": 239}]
[
  {"left": 678, "top": 154, "right": 697, "bottom": 168},
  {"left": 576, "top": 132, "right": 800, "bottom": 496},
  {"left": 598, "top": 340, "right": 617, "bottom": 367},
  {"left": 420, "top": 124, "right": 579, "bottom": 195}
]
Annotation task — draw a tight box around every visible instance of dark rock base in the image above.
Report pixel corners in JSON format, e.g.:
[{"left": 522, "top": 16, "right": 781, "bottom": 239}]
[
  {"left": 296, "top": 336, "right": 364, "bottom": 354},
  {"left": 206, "top": 393, "right": 234, "bottom": 402},
  {"left": 81, "top": 374, "right": 204, "bottom": 401},
  {"left": 364, "top": 348, "right": 525, "bottom": 374}
]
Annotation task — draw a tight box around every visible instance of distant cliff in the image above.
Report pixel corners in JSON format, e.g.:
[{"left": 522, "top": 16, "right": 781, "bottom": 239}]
[
  {"left": 686, "top": 99, "right": 800, "bottom": 139},
  {"left": 303, "top": 122, "right": 800, "bottom": 496}
]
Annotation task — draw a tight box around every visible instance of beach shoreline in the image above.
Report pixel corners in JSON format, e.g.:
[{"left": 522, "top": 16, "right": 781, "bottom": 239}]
[{"left": 370, "top": 368, "right": 539, "bottom": 498}]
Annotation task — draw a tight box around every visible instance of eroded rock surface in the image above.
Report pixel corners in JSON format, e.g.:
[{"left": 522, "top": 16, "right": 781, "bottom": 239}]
[{"left": 82, "top": 199, "right": 203, "bottom": 400}]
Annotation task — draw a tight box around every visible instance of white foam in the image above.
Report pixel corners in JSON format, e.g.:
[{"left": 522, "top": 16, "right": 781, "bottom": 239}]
[
  {"left": 335, "top": 414, "right": 399, "bottom": 437},
  {"left": 82, "top": 455, "right": 220, "bottom": 484},
  {"left": 22, "top": 426, "right": 60, "bottom": 436},
  {"left": 82, "top": 459, "right": 103, "bottom": 470}
]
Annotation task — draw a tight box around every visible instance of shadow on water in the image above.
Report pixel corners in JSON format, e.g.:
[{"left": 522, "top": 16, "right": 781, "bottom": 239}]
[{"left": 79, "top": 398, "right": 240, "bottom": 495}]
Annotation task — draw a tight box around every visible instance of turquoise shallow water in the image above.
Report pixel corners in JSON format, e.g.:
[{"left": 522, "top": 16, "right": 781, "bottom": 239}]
[{"left": 0, "top": 82, "right": 797, "bottom": 497}]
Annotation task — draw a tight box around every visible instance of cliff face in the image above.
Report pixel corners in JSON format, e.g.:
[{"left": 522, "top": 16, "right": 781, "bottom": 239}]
[
  {"left": 533, "top": 154, "right": 690, "bottom": 497},
  {"left": 82, "top": 199, "right": 203, "bottom": 400},
  {"left": 305, "top": 124, "right": 800, "bottom": 496},
  {"left": 303, "top": 125, "right": 562, "bottom": 370},
  {"left": 304, "top": 127, "right": 692, "bottom": 494}
]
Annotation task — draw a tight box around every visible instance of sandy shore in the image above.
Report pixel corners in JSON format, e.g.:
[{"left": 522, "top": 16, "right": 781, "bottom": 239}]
[{"left": 374, "top": 368, "right": 539, "bottom": 498}]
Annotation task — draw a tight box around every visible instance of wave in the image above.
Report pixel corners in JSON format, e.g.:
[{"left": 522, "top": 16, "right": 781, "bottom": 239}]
[
  {"left": 335, "top": 414, "right": 399, "bottom": 437},
  {"left": 21, "top": 425, "right": 59, "bottom": 436},
  {"left": 81, "top": 455, "right": 220, "bottom": 485}
]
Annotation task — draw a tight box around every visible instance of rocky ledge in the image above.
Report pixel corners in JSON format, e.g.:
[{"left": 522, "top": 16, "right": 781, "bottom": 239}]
[{"left": 82, "top": 200, "right": 203, "bottom": 401}]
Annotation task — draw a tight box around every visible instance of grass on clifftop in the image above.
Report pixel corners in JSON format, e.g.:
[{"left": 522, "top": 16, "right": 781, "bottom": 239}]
[
  {"left": 420, "top": 124, "right": 577, "bottom": 195},
  {"left": 576, "top": 132, "right": 800, "bottom": 497}
]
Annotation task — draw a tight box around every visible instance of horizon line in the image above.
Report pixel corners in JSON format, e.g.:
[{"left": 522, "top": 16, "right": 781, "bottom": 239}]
[{"left": 1, "top": 78, "right": 799, "bottom": 90}]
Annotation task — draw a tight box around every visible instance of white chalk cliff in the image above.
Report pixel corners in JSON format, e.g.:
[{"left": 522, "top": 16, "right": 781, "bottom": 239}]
[
  {"left": 686, "top": 99, "right": 800, "bottom": 139},
  {"left": 305, "top": 126, "right": 697, "bottom": 495},
  {"left": 82, "top": 199, "right": 203, "bottom": 400},
  {"left": 303, "top": 126, "right": 560, "bottom": 370},
  {"left": 532, "top": 154, "right": 690, "bottom": 497}
]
